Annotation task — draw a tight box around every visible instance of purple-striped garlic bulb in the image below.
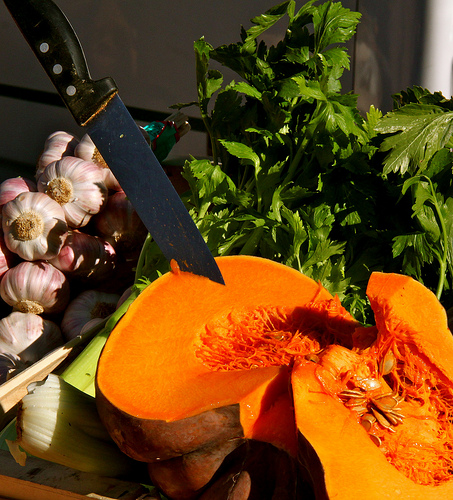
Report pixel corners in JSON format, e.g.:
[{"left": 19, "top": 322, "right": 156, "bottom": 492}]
[
  {"left": 94, "top": 190, "right": 147, "bottom": 260},
  {"left": 61, "top": 290, "right": 120, "bottom": 340},
  {"left": 36, "top": 131, "right": 79, "bottom": 179},
  {"left": 0, "top": 311, "right": 63, "bottom": 364},
  {"left": 49, "top": 229, "right": 116, "bottom": 283},
  {"left": 0, "top": 177, "right": 37, "bottom": 209},
  {"left": 0, "top": 261, "right": 70, "bottom": 315},
  {"left": 0, "top": 231, "right": 17, "bottom": 280},
  {"left": 37, "top": 156, "right": 108, "bottom": 228},
  {"left": 2, "top": 192, "right": 68, "bottom": 261}
]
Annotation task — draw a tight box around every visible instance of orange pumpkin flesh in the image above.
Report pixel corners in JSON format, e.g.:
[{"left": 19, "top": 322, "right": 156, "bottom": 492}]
[
  {"left": 96, "top": 258, "right": 453, "bottom": 499},
  {"left": 293, "top": 271, "right": 453, "bottom": 499},
  {"left": 96, "top": 255, "right": 357, "bottom": 498}
]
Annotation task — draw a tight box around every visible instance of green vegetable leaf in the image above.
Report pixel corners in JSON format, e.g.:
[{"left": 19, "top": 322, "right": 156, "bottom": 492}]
[{"left": 375, "top": 104, "right": 453, "bottom": 175}]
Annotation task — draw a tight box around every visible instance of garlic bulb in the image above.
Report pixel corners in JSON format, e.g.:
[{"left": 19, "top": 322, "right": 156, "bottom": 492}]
[
  {"left": 2, "top": 192, "right": 68, "bottom": 261},
  {"left": 0, "top": 311, "right": 63, "bottom": 364},
  {"left": 0, "top": 352, "right": 26, "bottom": 384},
  {"left": 0, "top": 261, "right": 70, "bottom": 315},
  {"left": 61, "top": 290, "right": 120, "bottom": 340},
  {"left": 36, "top": 131, "right": 79, "bottom": 179},
  {"left": 94, "top": 190, "right": 148, "bottom": 259},
  {"left": 49, "top": 229, "right": 116, "bottom": 283},
  {"left": 0, "top": 231, "right": 17, "bottom": 280},
  {"left": 37, "top": 156, "right": 108, "bottom": 228},
  {"left": 0, "top": 177, "right": 37, "bottom": 209},
  {"left": 75, "top": 134, "right": 122, "bottom": 191}
]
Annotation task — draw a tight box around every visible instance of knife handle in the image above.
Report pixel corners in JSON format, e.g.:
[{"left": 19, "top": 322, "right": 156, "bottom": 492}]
[{"left": 4, "top": 0, "right": 118, "bottom": 126}]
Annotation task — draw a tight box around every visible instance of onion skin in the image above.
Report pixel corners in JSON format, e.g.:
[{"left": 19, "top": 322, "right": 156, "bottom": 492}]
[{"left": 0, "top": 261, "right": 70, "bottom": 315}]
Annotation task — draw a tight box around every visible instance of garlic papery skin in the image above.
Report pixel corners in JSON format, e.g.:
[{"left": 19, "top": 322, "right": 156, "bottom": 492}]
[
  {"left": 0, "top": 177, "right": 37, "bottom": 209},
  {"left": 36, "top": 131, "right": 79, "bottom": 180},
  {"left": 0, "top": 231, "right": 17, "bottom": 280},
  {"left": 61, "top": 290, "right": 120, "bottom": 341},
  {"left": 0, "top": 261, "right": 70, "bottom": 315},
  {"left": 0, "top": 352, "right": 27, "bottom": 384},
  {"left": 37, "top": 156, "right": 108, "bottom": 228},
  {"left": 0, "top": 311, "right": 63, "bottom": 365},
  {"left": 2, "top": 192, "right": 68, "bottom": 261},
  {"left": 74, "top": 134, "right": 121, "bottom": 191},
  {"left": 49, "top": 230, "right": 116, "bottom": 283},
  {"left": 94, "top": 190, "right": 148, "bottom": 260}
]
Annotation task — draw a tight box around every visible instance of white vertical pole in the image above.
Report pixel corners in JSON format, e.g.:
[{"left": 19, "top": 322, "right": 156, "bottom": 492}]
[{"left": 421, "top": 0, "right": 453, "bottom": 98}]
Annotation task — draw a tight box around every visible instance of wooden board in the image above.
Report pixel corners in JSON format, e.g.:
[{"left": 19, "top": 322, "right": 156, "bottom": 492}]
[{"left": 0, "top": 450, "right": 159, "bottom": 500}]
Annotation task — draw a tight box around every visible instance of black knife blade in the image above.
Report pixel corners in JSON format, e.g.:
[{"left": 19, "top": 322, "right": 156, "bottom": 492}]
[{"left": 4, "top": 0, "right": 225, "bottom": 285}]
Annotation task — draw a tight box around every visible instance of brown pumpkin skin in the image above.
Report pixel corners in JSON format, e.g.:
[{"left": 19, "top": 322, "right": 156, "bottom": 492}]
[
  {"left": 292, "top": 272, "right": 453, "bottom": 499},
  {"left": 96, "top": 393, "right": 244, "bottom": 463},
  {"left": 96, "top": 255, "right": 357, "bottom": 499}
]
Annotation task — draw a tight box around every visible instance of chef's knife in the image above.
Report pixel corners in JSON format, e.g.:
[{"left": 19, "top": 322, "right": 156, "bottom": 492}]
[{"left": 4, "top": 0, "right": 225, "bottom": 285}]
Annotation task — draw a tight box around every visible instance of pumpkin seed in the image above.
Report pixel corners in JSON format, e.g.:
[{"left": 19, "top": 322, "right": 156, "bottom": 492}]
[
  {"left": 369, "top": 434, "right": 382, "bottom": 446},
  {"left": 379, "top": 350, "right": 396, "bottom": 375}
]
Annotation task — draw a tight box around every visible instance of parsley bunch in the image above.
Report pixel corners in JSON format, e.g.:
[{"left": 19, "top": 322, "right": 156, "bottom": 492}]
[{"left": 143, "top": 0, "right": 453, "bottom": 323}]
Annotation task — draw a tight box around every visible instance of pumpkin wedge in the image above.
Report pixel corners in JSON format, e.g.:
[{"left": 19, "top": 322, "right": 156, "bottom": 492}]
[
  {"left": 96, "top": 255, "right": 358, "bottom": 499},
  {"left": 293, "top": 271, "right": 453, "bottom": 499}
]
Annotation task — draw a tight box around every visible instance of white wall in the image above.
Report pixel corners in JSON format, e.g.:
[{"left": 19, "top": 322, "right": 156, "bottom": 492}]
[{"left": 0, "top": 0, "right": 444, "bottom": 170}]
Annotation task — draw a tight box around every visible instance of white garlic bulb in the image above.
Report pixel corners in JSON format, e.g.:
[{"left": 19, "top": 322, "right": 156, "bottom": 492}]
[
  {"left": 0, "top": 177, "right": 37, "bottom": 209},
  {"left": 0, "top": 311, "right": 63, "bottom": 364},
  {"left": 0, "top": 261, "right": 70, "bottom": 315},
  {"left": 61, "top": 290, "right": 120, "bottom": 340},
  {"left": 37, "top": 156, "right": 108, "bottom": 228},
  {"left": 2, "top": 192, "right": 68, "bottom": 261},
  {"left": 36, "top": 131, "right": 79, "bottom": 179}
]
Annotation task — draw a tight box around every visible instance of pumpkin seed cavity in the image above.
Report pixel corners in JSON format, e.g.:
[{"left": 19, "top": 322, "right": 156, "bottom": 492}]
[
  {"left": 197, "top": 303, "right": 453, "bottom": 486},
  {"left": 195, "top": 303, "right": 346, "bottom": 371}
]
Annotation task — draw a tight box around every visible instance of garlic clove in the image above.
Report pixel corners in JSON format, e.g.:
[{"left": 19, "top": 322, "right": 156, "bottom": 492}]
[
  {"left": 36, "top": 131, "right": 79, "bottom": 180},
  {"left": 0, "top": 261, "right": 70, "bottom": 315},
  {"left": 0, "top": 177, "right": 37, "bottom": 209},
  {"left": 2, "top": 191, "right": 68, "bottom": 261},
  {"left": 37, "top": 156, "right": 108, "bottom": 228},
  {"left": 61, "top": 290, "right": 120, "bottom": 341},
  {"left": 0, "top": 311, "right": 63, "bottom": 364}
]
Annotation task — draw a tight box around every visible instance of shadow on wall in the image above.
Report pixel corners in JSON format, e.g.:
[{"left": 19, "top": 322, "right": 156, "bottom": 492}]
[{"left": 349, "top": 0, "right": 426, "bottom": 114}]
